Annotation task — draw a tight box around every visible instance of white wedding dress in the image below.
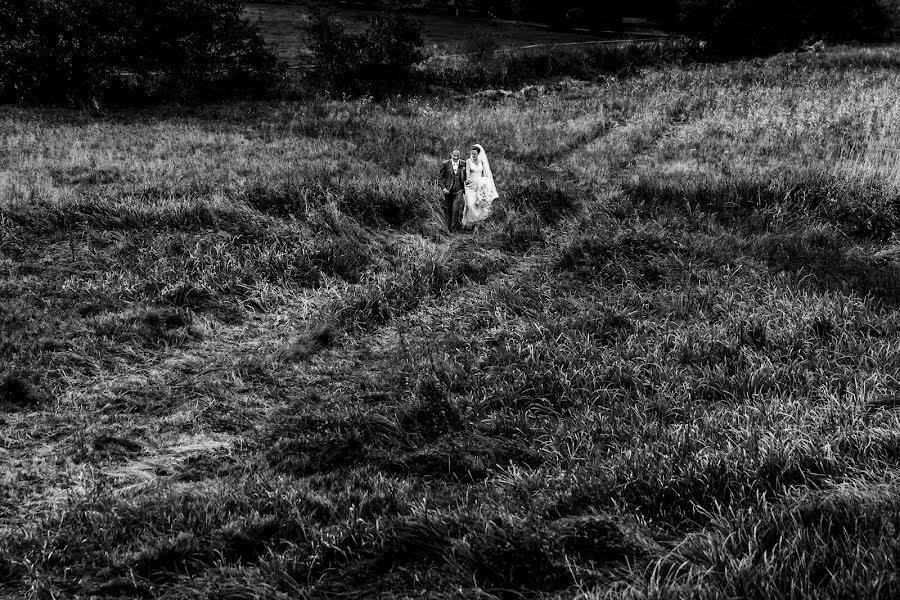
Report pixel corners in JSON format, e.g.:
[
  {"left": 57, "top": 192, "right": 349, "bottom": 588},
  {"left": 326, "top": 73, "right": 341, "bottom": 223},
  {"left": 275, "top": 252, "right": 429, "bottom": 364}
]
[{"left": 462, "top": 144, "right": 498, "bottom": 227}]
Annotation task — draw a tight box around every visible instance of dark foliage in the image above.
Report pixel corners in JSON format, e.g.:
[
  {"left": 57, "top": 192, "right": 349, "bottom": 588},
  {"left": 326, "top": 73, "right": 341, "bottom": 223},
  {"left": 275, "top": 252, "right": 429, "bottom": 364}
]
[
  {"left": 305, "top": 9, "right": 424, "bottom": 98},
  {"left": 0, "top": 0, "right": 281, "bottom": 105},
  {"left": 678, "top": 0, "right": 897, "bottom": 58},
  {"left": 499, "top": 210, "right": 546, "bottom": 254},
  {"left": 424, "top": 40, "right": 699, "bottom": 94},
  {"left": 297, "top": 13, "right": 695, "bottom": 99}
]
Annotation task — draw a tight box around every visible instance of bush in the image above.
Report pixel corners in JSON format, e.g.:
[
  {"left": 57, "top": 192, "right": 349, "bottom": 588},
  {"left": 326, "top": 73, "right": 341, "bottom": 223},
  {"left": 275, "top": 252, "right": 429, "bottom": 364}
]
[
  {"left": 679, "top": 0, "right": 897, "bottom": 59},
  {"left": 305, "top": 9, "right": 424, "bottom": 98},
  {"left": 0, "top": 0, "right": 281, "bottom": 104}
]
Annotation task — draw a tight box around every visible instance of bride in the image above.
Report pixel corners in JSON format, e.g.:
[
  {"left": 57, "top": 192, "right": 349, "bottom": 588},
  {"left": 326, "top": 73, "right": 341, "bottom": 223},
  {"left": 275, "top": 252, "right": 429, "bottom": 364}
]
[{"left": 462, "top": 144, "right": 498, "bottom": 228}]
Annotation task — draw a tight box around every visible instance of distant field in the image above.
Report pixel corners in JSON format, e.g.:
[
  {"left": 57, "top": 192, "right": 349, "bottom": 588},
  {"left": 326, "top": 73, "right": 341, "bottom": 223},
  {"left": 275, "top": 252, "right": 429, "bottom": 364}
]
[{"left": 244, "top": 2, "right": 632, "bottom": 65}]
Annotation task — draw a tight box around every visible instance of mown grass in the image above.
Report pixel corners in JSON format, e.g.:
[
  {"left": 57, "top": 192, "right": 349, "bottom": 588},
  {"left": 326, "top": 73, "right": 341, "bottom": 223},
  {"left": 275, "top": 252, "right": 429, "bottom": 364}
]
[{"left": 3, "top": 45, "right": 900, "bottom": 599}]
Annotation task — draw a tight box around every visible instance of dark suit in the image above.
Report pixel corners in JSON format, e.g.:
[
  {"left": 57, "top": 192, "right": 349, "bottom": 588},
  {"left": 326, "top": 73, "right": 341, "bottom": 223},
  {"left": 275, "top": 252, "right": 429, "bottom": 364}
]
[{"left": 439, "top": 158, "right": 466, "bottom": 231}]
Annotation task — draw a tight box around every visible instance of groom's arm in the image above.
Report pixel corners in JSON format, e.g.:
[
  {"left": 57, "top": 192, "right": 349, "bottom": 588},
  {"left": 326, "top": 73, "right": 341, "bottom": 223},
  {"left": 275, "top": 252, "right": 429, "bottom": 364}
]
[{"left": 439, "top": 161, "right": 448, "bottom": 193}]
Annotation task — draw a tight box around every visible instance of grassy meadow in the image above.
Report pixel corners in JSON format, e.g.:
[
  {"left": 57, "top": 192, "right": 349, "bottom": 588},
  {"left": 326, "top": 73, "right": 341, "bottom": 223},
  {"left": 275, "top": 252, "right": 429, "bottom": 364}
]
[{"left": 3, "top": 44, "right": 900, "bottom": 598}]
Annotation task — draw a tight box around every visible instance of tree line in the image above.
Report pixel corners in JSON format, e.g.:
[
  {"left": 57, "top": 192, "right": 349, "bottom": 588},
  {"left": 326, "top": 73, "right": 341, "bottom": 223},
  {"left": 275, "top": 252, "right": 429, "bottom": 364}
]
[{"left": 0, "top": 0, "right": 896, "bottom": 105}]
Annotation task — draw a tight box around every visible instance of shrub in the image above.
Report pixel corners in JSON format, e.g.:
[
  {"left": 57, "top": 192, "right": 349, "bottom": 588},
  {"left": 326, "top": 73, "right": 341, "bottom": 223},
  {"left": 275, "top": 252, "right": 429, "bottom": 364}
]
[
  {"left": 126, "top": 0, "right": 281, "bottom": 100},
  {"left": 305, "top": 9, "right": 424, "bottom": 98},
  {"left": 0, "top": 0, "right": 281, "bottom": 104},
  {"left": 679, "top": 0, "right": 897, "bottom": 59},
  {"left": 0, "top": 0, "right": 120, "bottom": 104}
]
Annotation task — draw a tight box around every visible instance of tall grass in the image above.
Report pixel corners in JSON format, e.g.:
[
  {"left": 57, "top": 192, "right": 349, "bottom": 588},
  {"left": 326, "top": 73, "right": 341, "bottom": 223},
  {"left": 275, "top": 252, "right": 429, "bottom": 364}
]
[{"left": 4, "top": 44, "right": 900, "bottom": 600}]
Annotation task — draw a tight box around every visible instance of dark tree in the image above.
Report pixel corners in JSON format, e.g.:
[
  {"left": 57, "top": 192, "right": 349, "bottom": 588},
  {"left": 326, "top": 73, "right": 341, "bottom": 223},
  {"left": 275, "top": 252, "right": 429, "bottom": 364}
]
[
  {"left": 305, "top": 9, "right": 424, "bottom": 97},
  {"left": 0, "top": 0, "right": 281, "bottom": 104},
  {"left": 678, "top": 0, "right": 896, "bottom": 58}
]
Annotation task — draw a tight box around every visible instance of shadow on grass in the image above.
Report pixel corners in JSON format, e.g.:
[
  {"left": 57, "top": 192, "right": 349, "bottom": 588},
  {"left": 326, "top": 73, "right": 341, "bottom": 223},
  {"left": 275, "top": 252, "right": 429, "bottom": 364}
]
[
  {"left": 502, "top": 179, "right": 581, "bottom": 225},
  {"left": 263, "top": 384, "right": 541, "bottom": 483},
  {"left": 751, "top": 227, "right": 900, "bottom": 305},
  {"left": 617, "top": 174, "right": 900, "bottom": 304},
  {"left": 626, "top": 173, "right": 900, "bottom": 240},
  {"left": 555, "top": 225, "right": 683, "bottom": 285},
  {"left": 245, "top": 179, "right": 433, "bottom": 229}
]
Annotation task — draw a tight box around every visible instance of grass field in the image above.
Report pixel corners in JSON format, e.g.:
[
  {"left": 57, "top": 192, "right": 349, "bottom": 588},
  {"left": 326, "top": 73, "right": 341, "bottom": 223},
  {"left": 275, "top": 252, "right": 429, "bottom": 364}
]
[
  {"left": 3, "top": 44, "right": 900, "bottom": 598},
  {"left": 244, "top": 2, "right": 642, "bottom": 65}
]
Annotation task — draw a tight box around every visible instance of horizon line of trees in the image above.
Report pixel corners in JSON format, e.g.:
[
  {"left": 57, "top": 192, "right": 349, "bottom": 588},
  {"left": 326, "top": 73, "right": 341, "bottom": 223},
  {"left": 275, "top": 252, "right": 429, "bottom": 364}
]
[{"left": 0, "top": 0, "right": 896, "bottom": 106}]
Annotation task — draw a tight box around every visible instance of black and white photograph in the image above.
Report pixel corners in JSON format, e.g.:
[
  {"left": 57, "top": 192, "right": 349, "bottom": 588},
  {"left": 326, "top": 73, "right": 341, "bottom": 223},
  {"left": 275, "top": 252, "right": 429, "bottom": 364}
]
[{"left": 2, "top": 0, "right": 900, "bottom": 597}]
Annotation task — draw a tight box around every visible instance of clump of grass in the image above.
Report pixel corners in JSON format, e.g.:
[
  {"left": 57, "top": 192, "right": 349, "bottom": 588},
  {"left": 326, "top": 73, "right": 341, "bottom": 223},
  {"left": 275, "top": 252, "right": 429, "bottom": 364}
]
[
  {"left": 502, "top": 179, "right": 581, "bottom": 225},
  {"left": 0, "top": 374, "right": 41, "bottom": 408},
  {"left": 547, "top": 514, "right": 656, "bottom": 565},
  {"left": 464, "top": 519, "right": 569, "bottom": 591},
  {"left": 244, "top": 180, "right": 435, "bottom": 230},
  {"left": 556, "top": 224, "right": 681, "bottom": 285},
  {"left": 327, "top": 241, "right": 455, "bottom": 334},
  {"left": 496, "top": 207, "right": 545, "bottom": 254},
  {"left": 750, "top": 226, "right": 900, "bottom": 304},
  {"left": 91, "top": 305, "right": 199, "bottom": 348},
  {"left": 273, "top": 324, "right": 335, "bottom": 363},
  {"left": 265, "top": 414, "right": 376, "bottom": 476},
  {"left": 627, "top": 172, "right": 900, "bottom": 241},
  {"left": 639, "top": 483, "right": 900, "bottom": 598},
  {"left": 399, "top": 378, "right": 464, "bottom": 442}
]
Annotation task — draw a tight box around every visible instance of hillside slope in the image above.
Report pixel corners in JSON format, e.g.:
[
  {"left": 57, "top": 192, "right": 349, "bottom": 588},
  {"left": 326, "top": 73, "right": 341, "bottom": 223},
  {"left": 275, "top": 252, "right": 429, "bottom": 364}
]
[{"left": 3, "top": 47, "right": 900, "bottom": 598}]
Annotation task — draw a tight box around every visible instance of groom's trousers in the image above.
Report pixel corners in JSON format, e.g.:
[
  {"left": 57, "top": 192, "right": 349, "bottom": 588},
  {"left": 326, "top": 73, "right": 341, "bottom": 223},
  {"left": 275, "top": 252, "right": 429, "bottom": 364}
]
[{"left": 445, "top": 189, "right": 464, "bottom": 232}]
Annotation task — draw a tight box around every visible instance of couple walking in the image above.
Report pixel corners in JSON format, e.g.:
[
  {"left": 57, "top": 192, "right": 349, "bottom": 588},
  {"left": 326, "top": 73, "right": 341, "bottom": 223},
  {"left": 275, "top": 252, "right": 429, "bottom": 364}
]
[{"left": 439, "top": 144, "right": 499, "bottom": 232}]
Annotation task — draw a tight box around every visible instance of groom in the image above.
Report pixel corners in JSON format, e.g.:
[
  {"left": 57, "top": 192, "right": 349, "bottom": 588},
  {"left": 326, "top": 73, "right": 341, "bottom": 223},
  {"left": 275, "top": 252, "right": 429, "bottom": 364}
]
[{"left": 439, "top": 147, "right": 465, "bottom": 232}]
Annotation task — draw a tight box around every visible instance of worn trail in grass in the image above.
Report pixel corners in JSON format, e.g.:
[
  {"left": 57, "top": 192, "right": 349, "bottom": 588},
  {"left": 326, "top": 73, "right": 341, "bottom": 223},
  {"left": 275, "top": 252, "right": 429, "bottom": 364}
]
[
  {"left": 0, "top": 76, "right": 653, "bottom": 597},
  {"left": 0, "top": 85, "right": 622, "bottom": 519}
]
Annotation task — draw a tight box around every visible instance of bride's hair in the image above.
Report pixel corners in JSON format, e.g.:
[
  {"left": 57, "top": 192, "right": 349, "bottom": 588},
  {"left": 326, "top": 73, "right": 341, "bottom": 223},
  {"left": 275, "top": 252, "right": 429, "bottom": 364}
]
[{"left": 470, "top": 145, "right": 479, "bottom": 152}]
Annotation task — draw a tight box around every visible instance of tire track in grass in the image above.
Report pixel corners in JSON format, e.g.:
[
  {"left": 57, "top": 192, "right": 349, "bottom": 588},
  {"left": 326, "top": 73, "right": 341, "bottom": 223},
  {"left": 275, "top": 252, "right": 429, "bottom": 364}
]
[
  {"left": 0, "top": 223, "right": 558, "bottom": 529},
  {"left": 0, "top": 83, "right": 674, "bottom": 540},
  {"left": 257, "top": 108, "right": 678, "bottom": 478}
]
